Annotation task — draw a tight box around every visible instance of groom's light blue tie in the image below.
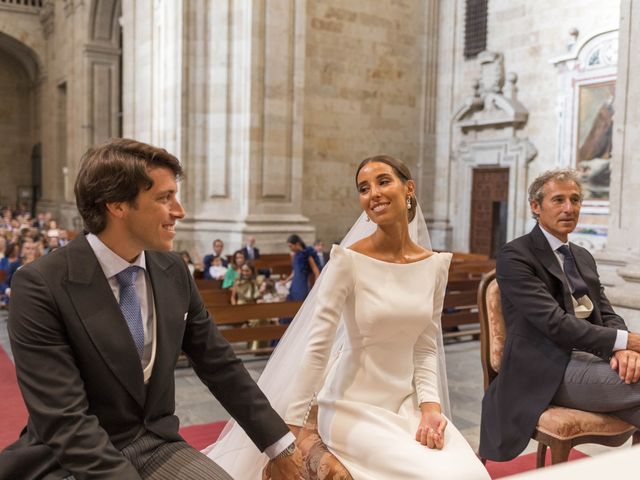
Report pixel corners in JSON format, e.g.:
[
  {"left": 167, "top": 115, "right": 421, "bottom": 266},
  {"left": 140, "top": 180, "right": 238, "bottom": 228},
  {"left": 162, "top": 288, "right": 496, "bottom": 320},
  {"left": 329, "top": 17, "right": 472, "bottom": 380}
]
[{"left": 115, "top": 266, "right": 145, "bottom": 358}]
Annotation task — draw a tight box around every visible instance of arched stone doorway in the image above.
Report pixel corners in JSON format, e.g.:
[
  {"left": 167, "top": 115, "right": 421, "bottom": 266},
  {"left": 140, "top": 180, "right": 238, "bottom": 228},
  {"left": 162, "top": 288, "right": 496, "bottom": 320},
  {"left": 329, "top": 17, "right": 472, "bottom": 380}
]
[{"left": 0, "top": 31, "right": 41, "bottom": 214}]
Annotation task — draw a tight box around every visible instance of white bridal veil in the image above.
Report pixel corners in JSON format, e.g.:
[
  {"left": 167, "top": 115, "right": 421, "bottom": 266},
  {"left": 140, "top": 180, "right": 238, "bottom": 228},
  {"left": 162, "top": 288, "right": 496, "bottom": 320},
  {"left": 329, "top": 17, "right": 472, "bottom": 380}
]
[{"left": 204, "top": 202, "right": 451, "bottom": 479}]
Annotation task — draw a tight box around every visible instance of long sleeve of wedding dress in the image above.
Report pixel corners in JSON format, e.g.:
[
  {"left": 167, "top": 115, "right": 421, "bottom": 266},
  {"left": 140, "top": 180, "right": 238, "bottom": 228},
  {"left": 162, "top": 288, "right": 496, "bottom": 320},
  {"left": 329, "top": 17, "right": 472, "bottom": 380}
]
[
  {"left": 284, "top": 245, "right": 354, "bottom": 426},
  {"left": 412, "top": 252, "right": 451, "bottom": 405}
]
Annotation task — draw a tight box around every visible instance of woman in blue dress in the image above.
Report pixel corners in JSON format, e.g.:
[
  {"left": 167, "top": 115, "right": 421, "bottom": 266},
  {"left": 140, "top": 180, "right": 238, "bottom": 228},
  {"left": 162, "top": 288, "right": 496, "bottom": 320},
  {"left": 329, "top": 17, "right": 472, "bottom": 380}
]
[{"left": 283, "top": 234, "right": 321, "bottom": 302}]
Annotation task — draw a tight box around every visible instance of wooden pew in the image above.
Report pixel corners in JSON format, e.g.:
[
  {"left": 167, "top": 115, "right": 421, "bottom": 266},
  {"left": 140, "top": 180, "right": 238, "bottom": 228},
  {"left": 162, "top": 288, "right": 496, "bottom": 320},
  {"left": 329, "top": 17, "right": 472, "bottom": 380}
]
[
  {"left": 201, "top": 289, "right": 232, "bottom": 307},
  {"left": 209, "top": 301, "right": 303, "bottom": 355},
  {"left": 195, "top": 278, "right": 223, "bottom": 291},
  {"left": 253, "top": 254, "right": 292, "bottom": 278},
  {"left": 442, "top": 278, "right": 481, "bottom": 340}
]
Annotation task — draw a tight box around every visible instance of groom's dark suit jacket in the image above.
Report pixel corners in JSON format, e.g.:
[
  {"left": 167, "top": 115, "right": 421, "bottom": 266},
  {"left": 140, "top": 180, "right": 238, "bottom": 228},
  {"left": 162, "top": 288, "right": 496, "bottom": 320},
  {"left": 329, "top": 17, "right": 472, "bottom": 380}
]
[
  {"left": 0, "top": 235, "right": 288, "bottom": 479},
  {"left": 479, "top": 224, "right": 627, "bottom": 461}
]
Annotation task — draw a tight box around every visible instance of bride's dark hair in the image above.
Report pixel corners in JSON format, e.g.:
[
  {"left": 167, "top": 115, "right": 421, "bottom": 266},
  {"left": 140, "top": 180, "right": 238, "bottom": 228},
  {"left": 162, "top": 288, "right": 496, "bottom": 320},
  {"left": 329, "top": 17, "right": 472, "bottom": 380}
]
[{"left": 355, "top": 155, "right": 417, "bottom": 223}]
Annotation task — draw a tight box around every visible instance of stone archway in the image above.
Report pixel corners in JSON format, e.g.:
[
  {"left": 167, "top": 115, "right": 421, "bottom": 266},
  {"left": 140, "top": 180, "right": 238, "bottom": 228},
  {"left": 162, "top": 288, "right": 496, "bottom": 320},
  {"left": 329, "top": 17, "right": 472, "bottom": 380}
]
[{"left": 0, "top": 32, "right": 41, "bottom": 212}]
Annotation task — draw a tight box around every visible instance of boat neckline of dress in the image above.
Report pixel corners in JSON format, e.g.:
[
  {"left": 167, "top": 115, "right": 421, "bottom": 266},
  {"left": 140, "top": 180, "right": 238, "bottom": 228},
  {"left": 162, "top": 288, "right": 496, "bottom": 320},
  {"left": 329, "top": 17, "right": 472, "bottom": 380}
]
[{"left": 341, "top": 246, "right": 439, "bottom": 266}]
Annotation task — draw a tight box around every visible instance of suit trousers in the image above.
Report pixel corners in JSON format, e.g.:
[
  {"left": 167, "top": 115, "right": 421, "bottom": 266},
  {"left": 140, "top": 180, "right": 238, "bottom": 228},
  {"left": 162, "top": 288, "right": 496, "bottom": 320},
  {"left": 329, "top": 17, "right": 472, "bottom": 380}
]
[
  {"left": 552, "top": 351, "right": 640, "bottom": 427},
  {"left": 62, "top": 431, "right": 232, "bottom": 480}
]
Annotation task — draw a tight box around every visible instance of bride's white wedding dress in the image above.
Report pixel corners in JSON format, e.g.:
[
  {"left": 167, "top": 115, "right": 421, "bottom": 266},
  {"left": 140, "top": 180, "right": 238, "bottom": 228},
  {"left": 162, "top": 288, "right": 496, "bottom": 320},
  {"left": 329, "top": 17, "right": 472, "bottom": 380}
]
[{"left": 283, "top": 245, "right": 489, "bottom": 479}]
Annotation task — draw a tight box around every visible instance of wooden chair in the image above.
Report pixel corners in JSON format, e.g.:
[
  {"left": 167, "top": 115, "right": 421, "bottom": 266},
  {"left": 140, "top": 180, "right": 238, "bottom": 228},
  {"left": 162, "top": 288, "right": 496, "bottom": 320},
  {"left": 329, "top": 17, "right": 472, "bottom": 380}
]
[{"left": 478, "top": 269, "right": 639, "bottom": 467}]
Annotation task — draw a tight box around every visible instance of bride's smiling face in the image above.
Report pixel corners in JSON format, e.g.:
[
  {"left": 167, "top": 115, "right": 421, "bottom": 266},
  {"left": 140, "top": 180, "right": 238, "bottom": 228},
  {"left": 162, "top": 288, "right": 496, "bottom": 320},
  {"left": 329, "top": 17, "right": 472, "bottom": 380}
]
[{"left": 356, "top": 161, "right": 414, "bottom": 225}]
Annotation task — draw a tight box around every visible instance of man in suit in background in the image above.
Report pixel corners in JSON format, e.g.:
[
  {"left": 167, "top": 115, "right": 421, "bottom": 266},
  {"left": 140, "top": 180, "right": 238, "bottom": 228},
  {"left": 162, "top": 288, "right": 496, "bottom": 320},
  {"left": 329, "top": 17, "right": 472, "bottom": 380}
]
[
  {"left": 313, "top": 239, "right": 329, "bottom": 269},
  {"left": 480, "top": 169, "right": 640, "bottom": 461},
  {"left": 0, "top": 139, "right": 301, "bottom": 479},
  {"left": 202, "top": 238, "right": 228, "bottom": 279},
  {"left": 241, "top": 236, "right": 260, "bottom": 261}
]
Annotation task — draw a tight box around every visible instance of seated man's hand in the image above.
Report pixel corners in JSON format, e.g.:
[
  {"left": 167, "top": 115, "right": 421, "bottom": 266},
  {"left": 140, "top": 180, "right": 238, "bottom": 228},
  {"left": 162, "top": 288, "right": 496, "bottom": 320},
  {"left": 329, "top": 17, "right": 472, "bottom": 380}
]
[
  {"left": 610, "top": 350, "right": 640, "bottom": 384},
  {"left": 262, "top": 448, "right": 303, "bottom": 480}
]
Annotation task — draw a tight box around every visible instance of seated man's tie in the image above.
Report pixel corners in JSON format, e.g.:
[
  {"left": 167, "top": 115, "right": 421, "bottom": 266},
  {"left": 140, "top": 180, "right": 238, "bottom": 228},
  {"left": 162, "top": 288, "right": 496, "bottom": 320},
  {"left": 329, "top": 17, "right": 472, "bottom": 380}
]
[
  {"left": 116, "top": 266, "right": 145, "bottom": 358},
  {"left": 556, "top": 245, "right": 589, "bottom": 298}
]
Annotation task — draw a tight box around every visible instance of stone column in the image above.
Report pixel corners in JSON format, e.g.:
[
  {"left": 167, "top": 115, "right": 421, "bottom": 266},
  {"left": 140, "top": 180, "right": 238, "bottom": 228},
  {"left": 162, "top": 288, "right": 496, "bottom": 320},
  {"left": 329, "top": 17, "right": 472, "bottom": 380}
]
[
  {"left": 595, "top": 0, "right": 640, "bottom": 328},
  {"left": 123, "top": 0, "right": 314, "bottom": 255}
]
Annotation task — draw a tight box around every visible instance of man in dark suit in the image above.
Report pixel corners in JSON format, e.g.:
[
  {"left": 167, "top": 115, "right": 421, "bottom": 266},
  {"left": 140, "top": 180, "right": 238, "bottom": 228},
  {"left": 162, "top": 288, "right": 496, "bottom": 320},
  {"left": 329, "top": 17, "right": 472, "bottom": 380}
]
[
  {"left": 202, "top": 239, "right": 228, "bottom": 279},
  {"left": 480, "top": 169, "right": 640, "bottom": 461},
  {"left": 0, "top": 139, "right": 301, "bottom": 479},
  {"left": 241, "top": 236, "right": 260, "bottom": 261},
  {"left": 313, "top": 240, "right": 329, "bottom": 270}
]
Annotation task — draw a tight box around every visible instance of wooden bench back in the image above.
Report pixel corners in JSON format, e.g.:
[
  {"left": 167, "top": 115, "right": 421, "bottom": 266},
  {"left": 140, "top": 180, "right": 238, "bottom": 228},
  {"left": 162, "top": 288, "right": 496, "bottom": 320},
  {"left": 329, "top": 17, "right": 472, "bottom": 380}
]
[
  {"left": 200, "top": 289, "right": 232, "bottom": 306},
  {"left": 209, "top": 301, "right": 303, "bottom": 353},
  {"left": 195, "top": 278, "right": 223, "bottom": 290}
]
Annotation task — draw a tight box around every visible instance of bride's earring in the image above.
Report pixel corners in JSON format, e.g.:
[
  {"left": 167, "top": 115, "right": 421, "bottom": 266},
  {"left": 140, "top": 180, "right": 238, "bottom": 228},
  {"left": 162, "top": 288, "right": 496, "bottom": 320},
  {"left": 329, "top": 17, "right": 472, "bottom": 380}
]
[{"left": 407, "top": 197, "right": 411, "bottom": 209}]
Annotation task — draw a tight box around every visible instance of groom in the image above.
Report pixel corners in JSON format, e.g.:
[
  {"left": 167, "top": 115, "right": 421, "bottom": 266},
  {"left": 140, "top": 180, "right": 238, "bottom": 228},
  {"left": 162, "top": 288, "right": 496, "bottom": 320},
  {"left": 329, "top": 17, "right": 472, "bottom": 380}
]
[{"left": 0, "top": 139, "right": 301, "bottom": 479}]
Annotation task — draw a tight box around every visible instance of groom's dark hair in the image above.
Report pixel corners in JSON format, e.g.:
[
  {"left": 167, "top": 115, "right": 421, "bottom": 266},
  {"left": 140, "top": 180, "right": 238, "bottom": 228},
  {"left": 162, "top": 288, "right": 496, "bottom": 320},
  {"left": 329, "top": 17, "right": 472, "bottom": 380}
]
[{"left": 75, "top": 138, "right": 183, "bottom": 234}]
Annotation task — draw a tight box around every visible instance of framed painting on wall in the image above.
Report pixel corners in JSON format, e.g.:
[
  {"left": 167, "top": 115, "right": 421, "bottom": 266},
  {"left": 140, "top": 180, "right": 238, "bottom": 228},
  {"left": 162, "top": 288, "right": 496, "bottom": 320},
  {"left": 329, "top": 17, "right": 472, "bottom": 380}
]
[
  {"left": 552, "top": 29, "right": 618, "bottom": 252},
  {"left": 576, "top": 80, "right": 614, "bottom": 202},
  {"left": 571, "top": 79, "right": 615, "bottom": 250}
]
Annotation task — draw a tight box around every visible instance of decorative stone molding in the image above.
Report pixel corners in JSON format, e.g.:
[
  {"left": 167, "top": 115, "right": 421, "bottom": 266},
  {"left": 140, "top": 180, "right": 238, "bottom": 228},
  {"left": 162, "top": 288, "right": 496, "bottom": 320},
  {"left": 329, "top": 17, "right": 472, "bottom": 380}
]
[
  {"left": 39, "top": 0, "right": 54, "bottom": 37},
  {"left": 453, "top": 51, "right": 529, "bottom": 134},
  {"left": 550, "top": 29, "right": 618, "bottom": 72}
]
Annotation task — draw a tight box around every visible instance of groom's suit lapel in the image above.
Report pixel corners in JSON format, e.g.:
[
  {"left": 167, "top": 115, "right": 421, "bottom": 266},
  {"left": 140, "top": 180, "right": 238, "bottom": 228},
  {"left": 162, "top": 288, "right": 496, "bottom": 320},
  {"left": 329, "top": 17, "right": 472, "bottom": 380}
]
[
  {"left": 144, "top": 251, "right": 186, "bottom": 413},
  {"left": 64, "top": 235, "right": 146, "bottom": 407}
]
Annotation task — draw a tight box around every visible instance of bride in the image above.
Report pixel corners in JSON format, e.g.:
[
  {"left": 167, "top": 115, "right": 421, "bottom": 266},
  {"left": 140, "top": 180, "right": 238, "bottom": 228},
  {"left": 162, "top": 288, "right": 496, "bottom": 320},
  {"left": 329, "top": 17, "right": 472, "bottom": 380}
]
[{"left": 206, "top": 155, "right": 489, "bottom": 479}]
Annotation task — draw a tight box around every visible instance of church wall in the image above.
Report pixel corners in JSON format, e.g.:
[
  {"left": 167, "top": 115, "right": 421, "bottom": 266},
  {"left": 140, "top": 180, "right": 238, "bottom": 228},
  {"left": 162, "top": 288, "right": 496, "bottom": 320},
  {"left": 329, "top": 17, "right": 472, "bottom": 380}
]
[
  {"left": 0, "top": 49, "right": 33, "bottom": 207},
  {"left": 301, "top": 0, "right": 432, "bottom": 244},
  {"left": 432, "top": 0, "right": 620, "bottom": 250}
]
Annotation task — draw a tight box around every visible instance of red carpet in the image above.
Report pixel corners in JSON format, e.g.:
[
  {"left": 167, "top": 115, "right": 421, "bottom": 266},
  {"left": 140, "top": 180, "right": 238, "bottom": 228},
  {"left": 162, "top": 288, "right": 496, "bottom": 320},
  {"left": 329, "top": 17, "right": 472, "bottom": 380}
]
[
  {"left": 179, "top": 421, "right": 227, "bottom": 451},
  {"left": 485, "top": 449, "right": 588, "bottom": 478},
  {"left": 0, "top": 345, "right": 28, "bottom": 449}
]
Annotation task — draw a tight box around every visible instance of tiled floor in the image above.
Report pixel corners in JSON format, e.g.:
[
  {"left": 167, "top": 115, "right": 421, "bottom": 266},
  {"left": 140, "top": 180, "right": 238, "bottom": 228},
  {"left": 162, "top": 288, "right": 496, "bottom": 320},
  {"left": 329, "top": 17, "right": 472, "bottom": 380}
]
[{"left": 1, "top": 312, "right": 630, "bottom": 457}]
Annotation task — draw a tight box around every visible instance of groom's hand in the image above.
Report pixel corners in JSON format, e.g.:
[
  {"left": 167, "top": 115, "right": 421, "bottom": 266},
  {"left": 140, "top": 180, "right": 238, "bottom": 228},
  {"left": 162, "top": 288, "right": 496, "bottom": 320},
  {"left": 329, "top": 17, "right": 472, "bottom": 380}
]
[{"left": 262, "top": 448, "right": 303, "bottom": 480}]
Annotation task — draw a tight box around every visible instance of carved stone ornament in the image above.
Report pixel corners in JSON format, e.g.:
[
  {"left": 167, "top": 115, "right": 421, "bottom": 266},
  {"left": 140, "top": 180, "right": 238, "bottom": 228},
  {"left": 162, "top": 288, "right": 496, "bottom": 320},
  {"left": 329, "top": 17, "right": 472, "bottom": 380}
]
[
  {"left": 39, "top": 0, "right": 55, "bottom": 38},
  {"left": 453, "top": 51, "right": 529, "bottom": 133}
]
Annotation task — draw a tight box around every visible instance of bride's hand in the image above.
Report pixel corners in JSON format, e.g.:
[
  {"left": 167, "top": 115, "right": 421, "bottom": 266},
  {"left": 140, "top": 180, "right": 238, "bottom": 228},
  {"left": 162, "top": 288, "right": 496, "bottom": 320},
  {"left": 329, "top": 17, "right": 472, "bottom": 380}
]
[{"left": 415, "top": 410, "right": 447, "bottom": 449}]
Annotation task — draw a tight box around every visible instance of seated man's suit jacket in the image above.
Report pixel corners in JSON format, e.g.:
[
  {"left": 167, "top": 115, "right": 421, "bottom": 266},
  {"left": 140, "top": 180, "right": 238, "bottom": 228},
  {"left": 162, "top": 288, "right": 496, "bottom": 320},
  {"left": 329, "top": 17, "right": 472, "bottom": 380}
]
[
  {"left": 479, "top": 224, "right": 627, "bottom": 461},
  {"left": 0, "top": 234, "right": 288, "bottom": 479}
]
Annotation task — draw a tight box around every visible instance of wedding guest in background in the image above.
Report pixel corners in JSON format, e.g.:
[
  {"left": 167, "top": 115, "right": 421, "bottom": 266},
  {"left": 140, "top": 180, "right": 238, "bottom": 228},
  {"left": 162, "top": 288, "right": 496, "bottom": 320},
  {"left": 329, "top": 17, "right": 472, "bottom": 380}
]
[
  {"left": 242, "top": 236, "right": 261, "bottom": 261},
  {"left": 222, "top": 250, "right": 247, "bottom": 289},
  {"left": 313, "top": 239, "right": 329, "bottom": 269},
  {"left": 203, "top": 238, "right": 228, "bottom": 278},
  {"left": 208, "top": 255, "right": 228, "bottom": 281}
]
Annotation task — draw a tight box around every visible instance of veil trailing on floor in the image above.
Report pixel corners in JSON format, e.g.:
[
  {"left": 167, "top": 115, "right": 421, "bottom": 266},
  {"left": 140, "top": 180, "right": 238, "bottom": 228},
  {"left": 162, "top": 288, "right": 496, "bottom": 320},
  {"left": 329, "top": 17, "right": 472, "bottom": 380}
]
[{"left": 204, "top": 203, "right": 451, "bottom": 479}]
